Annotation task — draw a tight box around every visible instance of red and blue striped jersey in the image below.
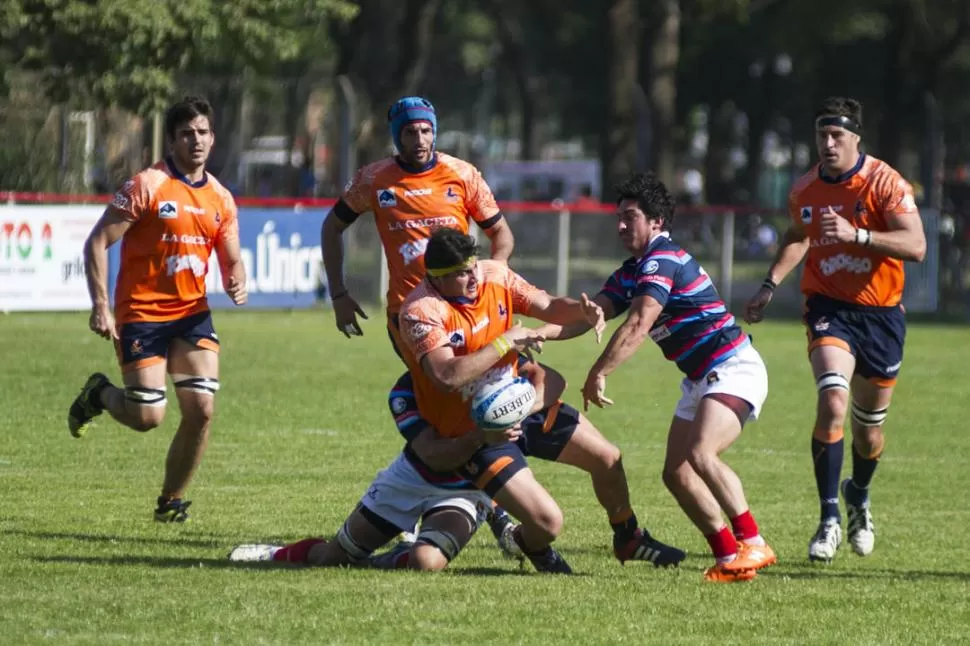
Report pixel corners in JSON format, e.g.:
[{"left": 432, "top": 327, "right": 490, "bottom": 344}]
[{"left": 597, "top": 233, "right": 749, "bottom": 380}]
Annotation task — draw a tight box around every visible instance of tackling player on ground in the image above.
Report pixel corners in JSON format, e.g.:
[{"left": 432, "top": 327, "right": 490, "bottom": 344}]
[
  {"left": 68, "top": 96, "right": 247, "bottom": 522},
  {"left": 321, "top": 96, "right": 522, "bottom": 549},
  {"left": 539, "top": 173, "right": 777, "bottom": 582},
  {"left": 744, "top": 96, "right": 926, "bottom": 563}
]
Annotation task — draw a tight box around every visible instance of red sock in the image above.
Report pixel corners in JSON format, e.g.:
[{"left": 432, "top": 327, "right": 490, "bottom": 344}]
[
  {"left": 730, "top": 510, "right": 760, "bottom": 542},
  {"left": 272, "top": 538, "right": 325, "bottom": 563},
  {"left": 705, "top": 526, "right": 738, "bottom": 561}
]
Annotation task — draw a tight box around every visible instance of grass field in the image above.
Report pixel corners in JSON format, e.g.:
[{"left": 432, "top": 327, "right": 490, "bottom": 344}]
[{"left": 1, "top": 310, "right": 968, "bottom": 645}]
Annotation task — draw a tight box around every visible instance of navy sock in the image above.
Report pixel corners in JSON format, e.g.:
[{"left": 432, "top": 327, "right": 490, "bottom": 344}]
[
  {"left": 610, "top": 512, "right": 639, "bottom": 543},
  {"left": 812, "top": 437, "right": 843, "bottom": 521},
  {"left": 846, "top": 444, "right": 880, "bottom": 506}
]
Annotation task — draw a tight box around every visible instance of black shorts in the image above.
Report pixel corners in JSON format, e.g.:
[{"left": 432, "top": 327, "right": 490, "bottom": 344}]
[
  {"left": 803, "top": 294, "right": 906, "bottom": 384},
  {"left": 458, "top": 442, "right": 530, "bottom": 498},
  {"left": 114, "top": 310, "right": 219, "bottom": 372},
  {"left": 518, "top": 401, "right": 581, "bottom": 461}
]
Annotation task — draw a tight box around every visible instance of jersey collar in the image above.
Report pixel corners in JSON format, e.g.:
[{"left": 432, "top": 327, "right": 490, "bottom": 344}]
[
  {"left": 395, "top": 153, "right": 438, "bottom": 174},
  {"left": 165, "top": 156, "right": 208, "bottom": 188},
  {"left": 819, "top": 153, "right": 865, "bottom": 184},
  {"left": 642, "top": 231, "right": 671, "bottom": 255}
]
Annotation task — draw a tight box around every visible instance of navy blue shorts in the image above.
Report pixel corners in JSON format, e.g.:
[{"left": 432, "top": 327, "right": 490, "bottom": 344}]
[
  {"left": 803, "top": 294, "right": 905, "bottom": 384},
  {"left": 459, "top": 442, "right": 530, "bottom": 497},
  {"left": 114, "top": 310, "right": 219, "bottom": 372},
  {"left": 517, "top": 401, "right": 580, "bottom": 461}
]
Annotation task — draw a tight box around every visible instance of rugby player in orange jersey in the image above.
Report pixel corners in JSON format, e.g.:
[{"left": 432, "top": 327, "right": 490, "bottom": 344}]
[
  {"left": 230, "top": 228, "right": 683, "bottom": 573},
  {"left": 744, "top": 96, "right": 926, "bottom": 563},
  {"left": 321, "top": 96, "right": 527, "bottom": 553},
  {"left": 68, "top": 96, "right": 247, "bottom": 523}
]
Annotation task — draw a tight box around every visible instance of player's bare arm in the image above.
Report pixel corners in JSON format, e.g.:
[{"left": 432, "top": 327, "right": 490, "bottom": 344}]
[
  {"left": 481, "top": 217, "right": 515, "bottom": 262},
  {"left": 322, "top": 207, "right": 368, "bottom": 337},
  {"left": 582, "top": 295, "right": 662, "bottom": 410},
  {"left": 419, "top": 325, "right": 544, "bottom": 392},
  {"left": 83, "top": 208, "right": 133, "bottom": 340},
  {"left": 820, "top": 206, "right": 926, "bottom": 263},
  {"left": 410, "top": 424, "right": 520, "bottom": 471},
  {"left": 744, "top": 222, "right": 810, "bottom": 324},
  {"left": 215, "top": 230, "right": 248, "bottom": 306},
  {"left": 526, "top": 291, "right": 607, "bottom": 341},
  {"left": 534, "top": 293, "right": 616, "bottom": 342}
]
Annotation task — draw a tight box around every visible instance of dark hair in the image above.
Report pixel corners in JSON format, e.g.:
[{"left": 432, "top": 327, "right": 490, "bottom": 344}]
[
  {"left": 614, "top": 172, "right": 676, "bottom": 230},
  {"left": 814, "top": 96, "right": 863, "bottom": 131},
  {"left": 164, "top": 96, "right": 214, "bottom": 139},
  {"left": 424, "top": 227, "right": 479, "bottom": 273}
]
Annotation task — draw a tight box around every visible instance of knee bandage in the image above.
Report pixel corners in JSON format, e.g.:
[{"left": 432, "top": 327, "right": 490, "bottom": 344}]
[
  {"left": 816, "top": 371, "right": 850, "bottom": 393},
  {"left": 416, "top": 507, "right": 476, "bottom": 562},
  {"left": 171, "top": 375, "right": 220, "bottom": 396},
  {"left": 851, "top": 401, "right": 889, "bottom": 427},
  {"left": 124, "top": 386, "right": 167, "bottom": 407},
  {"left": 335, "top": 522, "right": 373, "bottom": 564}
]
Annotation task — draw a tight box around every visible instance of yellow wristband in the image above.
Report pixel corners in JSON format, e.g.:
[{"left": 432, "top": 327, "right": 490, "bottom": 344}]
[{"left": 491, "top": 336, "right": 512, "bottom": 356}]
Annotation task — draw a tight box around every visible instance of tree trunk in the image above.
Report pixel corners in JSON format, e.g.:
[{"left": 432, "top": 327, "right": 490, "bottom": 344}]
[
  {"left": 488, "top": 0, "right": 538, "bottom": 161},
  {"left": 646, "top": 0, "right": 680, "bottom": 188},
  {"left": 602, "top": 0, "right": 639, "bottom": 200},
  {"left": 332, "top": 0, "right": 441, "bottom": 165}
]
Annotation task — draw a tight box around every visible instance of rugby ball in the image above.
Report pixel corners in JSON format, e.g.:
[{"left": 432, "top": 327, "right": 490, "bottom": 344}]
[{"left": 471, "top": 376, "right": 537, "bottom": 431}]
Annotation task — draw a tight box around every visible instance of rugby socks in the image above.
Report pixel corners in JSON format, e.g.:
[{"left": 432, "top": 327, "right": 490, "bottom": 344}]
[
  {"left": 812, "top": 430, "right": 844, "bottom": 521},
  {"left": 705, "top": 526, "right": 738, "bottom": 564},
  {"left": 272, "top": 538, "right": 325, "bottom": 563},
  {"left": 609, "top": 508, "right": 639, "bottom": 543},
  {"left": 730, "top": 510, "right": 765, "bottom": 546},
  {"left": 845, "top": 440, "right": 883, "bottom": 506}
]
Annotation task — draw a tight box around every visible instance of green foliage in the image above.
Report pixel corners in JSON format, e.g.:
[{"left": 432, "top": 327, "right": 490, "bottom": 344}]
[{"left": 2, "top": 0, "right": 357, "bottom": 114}]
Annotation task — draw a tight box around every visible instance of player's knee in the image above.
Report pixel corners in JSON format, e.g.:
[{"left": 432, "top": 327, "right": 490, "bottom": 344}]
[
  {"left": 815, "top": 372, "right": 849, "bottom": 426},
  {"left": 851, "top": 401, "right": 889, "bottom": 429},
  {"left": 408, "top": 543, "right": 450, "bottom": 571},
  {"left": 174, "top": 377, "right": 219, "bottom": 424},
  {"left": 524, "top": 504, "right": 563, "bottom": 543},
  {"left": 123, "top": 387, "right": 167, "bottom": 431},
  {"left": 662, "top": 461, "right": 692, "bottom": 494},
  {"left": 686, "top": 446, "right": 717, "bottom": 476}
]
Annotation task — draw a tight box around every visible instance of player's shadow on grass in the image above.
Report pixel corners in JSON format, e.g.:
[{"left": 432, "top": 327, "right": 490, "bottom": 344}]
[
  {"left": 32, "top": 554, "right": 297, "bottom": 570},
  {"left": 759, "top": 567, "right": 970, "bottom": 582},
  {"left": 2, "top": 528, "right": 229, "bottom": 549}
]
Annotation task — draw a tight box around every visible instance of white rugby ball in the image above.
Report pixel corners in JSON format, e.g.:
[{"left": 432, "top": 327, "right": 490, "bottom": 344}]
[{"left": 471, "top": 376, "right": 537, "bottom": 431}]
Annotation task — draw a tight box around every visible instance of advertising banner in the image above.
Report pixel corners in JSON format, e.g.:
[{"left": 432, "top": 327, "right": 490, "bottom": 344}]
[
  {"left": 0, "top": 205, "right": 102, "bottom": 311},
  {"left": 2, "top": 205, "right": 331, "bottom": 312}
]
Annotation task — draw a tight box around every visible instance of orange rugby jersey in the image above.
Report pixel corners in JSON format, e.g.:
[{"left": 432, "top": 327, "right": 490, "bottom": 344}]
[
  {"left": 342, "top": 153, "right": 500, "bottom": 313},
  {"left": 109, "top": 159, "right": 239, "bottom": 323},
  {"left": 789, "top": 155, "right": 919, "bottom": 307},
  {"left": 398, "top": 261, "right": 544, "bottom": 438}
]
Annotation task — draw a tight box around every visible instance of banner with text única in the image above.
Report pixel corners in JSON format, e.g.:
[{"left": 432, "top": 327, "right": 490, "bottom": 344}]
[{"left": 0, "top": 205, "right": 330, "bottom": 312}]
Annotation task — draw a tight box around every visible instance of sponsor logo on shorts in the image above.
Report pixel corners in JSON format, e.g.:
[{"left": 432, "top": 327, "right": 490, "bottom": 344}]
[
  {"left": 814, "top": 316, "right": 830, "bottom": 332},
  {"left": 706, "top": 371, "right": 719, "bottom": 385}
]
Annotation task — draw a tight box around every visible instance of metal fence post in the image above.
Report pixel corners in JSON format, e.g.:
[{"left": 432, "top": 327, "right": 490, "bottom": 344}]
[
  {"left": 556, "top": 204, "right": 572, "bottom": 296},
  {"left": 719, "top": 210, "right": 735, "bottom": 308}
]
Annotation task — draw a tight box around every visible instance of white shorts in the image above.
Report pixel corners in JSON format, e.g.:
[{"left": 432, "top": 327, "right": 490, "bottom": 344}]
[
  {"left": 359, "top": 453, "right": 491, "bottom": 533},
  {"left": 674, "top": 343, "right": 768, "bottom": 422}
]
